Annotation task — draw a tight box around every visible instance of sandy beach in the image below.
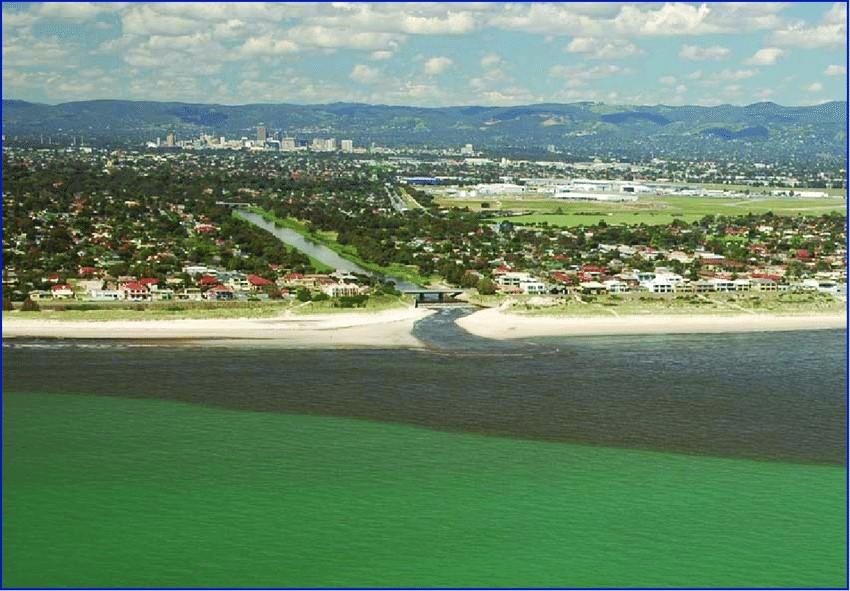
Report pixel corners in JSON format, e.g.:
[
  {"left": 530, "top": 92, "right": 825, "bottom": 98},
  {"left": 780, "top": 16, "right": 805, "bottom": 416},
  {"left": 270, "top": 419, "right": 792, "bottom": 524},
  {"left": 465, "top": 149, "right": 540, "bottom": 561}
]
[
  {"left": 2, "top": 307, "right": 434, "bottom": 348},
  {"left": 456, "top": 307, "right": 847, "bottom": 340}
]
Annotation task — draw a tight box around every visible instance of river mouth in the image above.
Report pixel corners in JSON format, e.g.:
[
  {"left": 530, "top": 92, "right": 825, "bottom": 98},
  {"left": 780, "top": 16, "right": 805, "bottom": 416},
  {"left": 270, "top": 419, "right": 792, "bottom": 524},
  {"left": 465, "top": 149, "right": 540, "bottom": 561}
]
[
  {"left": 412, "top": 306, "right": 563, "bottom": 357},
  {"left": 3, "top": 323, "right": 846, "bottom": 465}
]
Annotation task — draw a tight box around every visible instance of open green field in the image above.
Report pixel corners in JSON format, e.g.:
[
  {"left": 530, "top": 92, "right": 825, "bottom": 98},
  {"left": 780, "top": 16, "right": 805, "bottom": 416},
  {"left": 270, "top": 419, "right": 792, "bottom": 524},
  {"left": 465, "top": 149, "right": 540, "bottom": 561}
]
[
  {"left": 3, "top": 392, "right": 846, "bottom": 588},
  {"left": 436, "top": 195, "right": 846, "bottom": 227}
]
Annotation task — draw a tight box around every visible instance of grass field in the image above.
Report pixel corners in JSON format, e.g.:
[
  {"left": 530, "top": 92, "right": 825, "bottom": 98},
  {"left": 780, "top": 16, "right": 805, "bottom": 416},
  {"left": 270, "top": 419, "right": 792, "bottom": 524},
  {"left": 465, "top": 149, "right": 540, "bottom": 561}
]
[{"left": 435, "top": 195, "right": 846, "bottom": 227}]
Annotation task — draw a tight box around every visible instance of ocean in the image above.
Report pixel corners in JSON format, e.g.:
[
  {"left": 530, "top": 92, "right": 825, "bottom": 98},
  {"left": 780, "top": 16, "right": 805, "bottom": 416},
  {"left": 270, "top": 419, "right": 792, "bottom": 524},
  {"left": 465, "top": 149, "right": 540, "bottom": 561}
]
[{"left": 2, "top": 310, "right": 847, "bottom": 587}]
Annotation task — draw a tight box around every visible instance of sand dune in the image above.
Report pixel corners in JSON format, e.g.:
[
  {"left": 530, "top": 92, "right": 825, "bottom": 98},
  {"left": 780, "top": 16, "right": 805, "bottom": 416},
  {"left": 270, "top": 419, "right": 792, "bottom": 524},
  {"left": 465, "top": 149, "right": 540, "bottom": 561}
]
[
  {"left": 2, "top": 307, "right": 434, "bottom": 348},
  {"left": 456, "top": 307, "right": 847, "bottom": 340}
]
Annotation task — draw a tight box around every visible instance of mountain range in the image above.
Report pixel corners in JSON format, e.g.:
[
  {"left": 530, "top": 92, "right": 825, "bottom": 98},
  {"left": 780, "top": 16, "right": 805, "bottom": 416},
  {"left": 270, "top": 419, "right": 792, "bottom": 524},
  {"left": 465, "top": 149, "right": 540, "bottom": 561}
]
[{"left": 2, "top": 99, "right": 846, "bottom": 164}]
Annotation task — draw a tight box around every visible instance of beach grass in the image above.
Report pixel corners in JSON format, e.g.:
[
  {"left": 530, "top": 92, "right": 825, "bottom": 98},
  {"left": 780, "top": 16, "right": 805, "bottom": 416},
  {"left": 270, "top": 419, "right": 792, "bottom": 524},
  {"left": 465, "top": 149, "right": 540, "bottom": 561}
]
[
  {"left": 2, "top": 295, "right": 416, "bottom": 322},
  {"left": 471, "top": 292, "right": 846, "bottom": 317},
  {"left": 289, "top": 294, "right": 415, "bottom": 314}
]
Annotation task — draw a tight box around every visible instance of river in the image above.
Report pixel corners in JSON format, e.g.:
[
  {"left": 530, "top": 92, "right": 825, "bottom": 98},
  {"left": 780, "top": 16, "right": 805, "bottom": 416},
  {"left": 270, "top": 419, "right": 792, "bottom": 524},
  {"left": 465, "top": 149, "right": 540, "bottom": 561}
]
[{"left": 235, "top": 209, "right": 418, "bottom": 289}]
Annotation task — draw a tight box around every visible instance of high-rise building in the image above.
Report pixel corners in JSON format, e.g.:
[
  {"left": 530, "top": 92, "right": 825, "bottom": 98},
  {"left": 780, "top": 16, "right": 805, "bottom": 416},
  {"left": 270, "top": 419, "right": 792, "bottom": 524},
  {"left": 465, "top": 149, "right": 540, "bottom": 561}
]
[
  {"left": 341, "top": 139, "right": 354, "bottom": 153},
  {"left": 257, "top": 125, "right": 267, "bottom": 143},
  {"left": 282, "top": 137, "right": 296, "bottom": 151},
  {"left": 461, "top": 143, "right": 474, "bottom": 155},
  {"left": 165, "top": 132, "right": 175, "bottom": 147}
]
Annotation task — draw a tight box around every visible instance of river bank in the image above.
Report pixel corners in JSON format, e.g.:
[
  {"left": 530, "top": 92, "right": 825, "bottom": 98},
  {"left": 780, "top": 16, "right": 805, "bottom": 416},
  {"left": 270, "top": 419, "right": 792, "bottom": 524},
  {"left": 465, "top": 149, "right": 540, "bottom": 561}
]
[
  {"left": 456, "top": 307, "right": 847, "bottom": 339},
  {"left": 2, "top": 307, "right": 434, "bottom": 348}
]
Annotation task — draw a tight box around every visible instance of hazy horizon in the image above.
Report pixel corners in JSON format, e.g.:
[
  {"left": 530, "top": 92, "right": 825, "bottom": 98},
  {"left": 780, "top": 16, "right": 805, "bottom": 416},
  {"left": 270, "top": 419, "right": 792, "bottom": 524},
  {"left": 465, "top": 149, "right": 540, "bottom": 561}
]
[{"left": 6, "top": 96, "right": 848, "bottom": 110}]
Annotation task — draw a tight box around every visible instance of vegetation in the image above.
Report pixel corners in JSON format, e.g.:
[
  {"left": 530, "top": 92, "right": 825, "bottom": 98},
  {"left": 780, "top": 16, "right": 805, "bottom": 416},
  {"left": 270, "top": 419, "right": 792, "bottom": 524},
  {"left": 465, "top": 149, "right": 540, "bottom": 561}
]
[{"left": 434, "top": 195, "right": 846, "bottom": 228}]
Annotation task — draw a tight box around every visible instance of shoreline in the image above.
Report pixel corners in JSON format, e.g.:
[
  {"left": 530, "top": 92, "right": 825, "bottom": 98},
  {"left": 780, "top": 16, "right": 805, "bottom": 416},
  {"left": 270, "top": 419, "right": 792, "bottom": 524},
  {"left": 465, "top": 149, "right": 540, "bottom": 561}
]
[
  {"left": 456, "top": 307, "right": 847, "bottom": 340},
  {"left": 2, "top": 307, "right": 434, "bottom": 349}
]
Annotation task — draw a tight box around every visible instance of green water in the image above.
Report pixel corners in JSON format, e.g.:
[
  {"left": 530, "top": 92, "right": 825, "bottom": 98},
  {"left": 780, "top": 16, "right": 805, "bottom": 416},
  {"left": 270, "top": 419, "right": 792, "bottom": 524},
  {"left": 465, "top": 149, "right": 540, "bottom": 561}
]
[{"left": 4, "top": 392, "right": 846, "bottom": 588}]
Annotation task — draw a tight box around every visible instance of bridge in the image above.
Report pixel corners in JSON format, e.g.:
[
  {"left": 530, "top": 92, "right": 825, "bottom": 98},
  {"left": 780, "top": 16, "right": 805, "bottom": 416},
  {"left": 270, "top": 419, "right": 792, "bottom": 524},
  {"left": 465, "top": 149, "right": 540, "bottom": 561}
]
[{"left": 401, "top": 287, "right": 464, "bottom": 304}]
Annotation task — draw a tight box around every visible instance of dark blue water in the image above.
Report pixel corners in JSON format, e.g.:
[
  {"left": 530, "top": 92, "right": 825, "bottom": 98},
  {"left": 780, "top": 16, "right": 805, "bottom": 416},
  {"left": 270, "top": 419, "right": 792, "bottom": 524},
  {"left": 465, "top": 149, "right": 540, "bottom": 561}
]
[{"left": 4, "top": 308, "right": 845, "bottom": 465}]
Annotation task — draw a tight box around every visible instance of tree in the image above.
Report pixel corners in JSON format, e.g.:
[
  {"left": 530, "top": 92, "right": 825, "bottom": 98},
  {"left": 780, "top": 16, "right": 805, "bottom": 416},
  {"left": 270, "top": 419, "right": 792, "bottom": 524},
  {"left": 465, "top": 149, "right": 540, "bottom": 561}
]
[
  {"left": 2, "top": 297, "right": 13, "bottom": 311},
  {"left": 296, "top": 288, "right": 312, "bottom": 302},
  {"left": 20, "top": 297, "right": 40, "bottom": 312},
  {"left": 477, "top": 278, "right": 497, "bottom": 295}
]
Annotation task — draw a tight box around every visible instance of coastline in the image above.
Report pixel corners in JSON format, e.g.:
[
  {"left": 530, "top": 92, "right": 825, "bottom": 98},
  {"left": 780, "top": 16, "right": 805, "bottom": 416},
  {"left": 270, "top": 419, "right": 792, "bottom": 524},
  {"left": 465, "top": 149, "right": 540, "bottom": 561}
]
[
  {"left": 1, "top": 307, "right": 434, "bottom": 349},
  {"left": 456, "top": 307, "right": 847, "bottom": 340}
]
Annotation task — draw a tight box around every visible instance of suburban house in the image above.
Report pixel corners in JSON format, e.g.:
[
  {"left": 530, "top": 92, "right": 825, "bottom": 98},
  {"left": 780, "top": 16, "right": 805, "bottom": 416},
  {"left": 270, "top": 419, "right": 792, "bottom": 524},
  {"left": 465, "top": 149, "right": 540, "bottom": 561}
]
[
  {"left": 322, "top": 283, "right": 361, "bottom": 298},
  {"left": 50, "top": 284, "right": 75, "bottom": 299},
  {"left": 204, "top": 284, "right": 235, "bottom": 300},
  {"left": 247, "top": 274, "right": 275, "bottom": 291},
  {"left": 120, "top": 281, "right": 151, "bottom": 301},
  {"left": 176, "top": 288, "right": 203, "bottom": 301},
  {"left": 641, "top": 277, "right": 675, "bottom": 293},
  {"left": 519, "top": 279, "right": 548, "bottom": 295},
  {"left": 603, "top": 279, "right": 629, "bottom": 293},
  {"left": 88, "top": 289, "right": 121, "bottom": 301}
]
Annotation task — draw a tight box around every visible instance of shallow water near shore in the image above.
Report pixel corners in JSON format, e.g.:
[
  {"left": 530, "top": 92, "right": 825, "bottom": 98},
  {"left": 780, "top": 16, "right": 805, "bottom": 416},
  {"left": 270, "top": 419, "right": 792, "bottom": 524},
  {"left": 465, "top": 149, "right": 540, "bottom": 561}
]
[{"left": 2, "top": 311, "right": 847, "bottom": 587}]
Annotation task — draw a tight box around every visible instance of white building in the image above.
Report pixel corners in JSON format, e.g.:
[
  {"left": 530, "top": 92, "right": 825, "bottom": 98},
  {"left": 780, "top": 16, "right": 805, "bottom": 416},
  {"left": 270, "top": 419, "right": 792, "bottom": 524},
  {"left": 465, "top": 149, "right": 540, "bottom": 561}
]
[
  {"left": 642, "top": 277, "right": 675, "bottom": 293},
  {"left": 87, "top": 289, "right": 121, "bottom": 301},
  {"left": 603, "top": 279, "right": 629, "bottom": 293},
  {"left": 496, "top": 272, "right": 535, "bottom": 287},
  {"left": 323, "top": 283, "right": 360, "bottom": 297},
  {"left": 519, "top": 280, "right": 548, "bottom": 295},
  {"left": 341, "top": 139, "right": 354, "bottom": 153}
]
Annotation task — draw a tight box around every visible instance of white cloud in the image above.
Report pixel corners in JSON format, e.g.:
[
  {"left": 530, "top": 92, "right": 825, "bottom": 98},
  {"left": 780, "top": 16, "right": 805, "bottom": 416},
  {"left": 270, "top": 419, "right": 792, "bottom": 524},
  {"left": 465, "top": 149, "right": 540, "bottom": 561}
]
[
  {"left": 37, "top": 2, "right": 124, "bottom": 21},
  {"left": 489, "top": 2, "right": 786, "bottom": 38},
  {"left": 806, "top": 82, "right": 824, "bottom": 93},
  {"left": 423, "top": 56, "right": 453, "bottom": 76},
  {"left": 287, "top": 25, "right": 402, "bottom": 51},
  {"left": 3, "top": 34, "right": 73, "bottom": 67},
  {"left": 771, "top": 2, "right": 846, "bottom": 48},
  {"left": 825, "top": 64, "right": 847, "bottom": 76},
  {"left": 659, "top": 75, "right": 677, "bottom": 86},
  {"left": 303, "top": 5, "right": 480, "bottom": 36},
  {"left": 565, "top": 37, "right": 642, "bottom": 60},
  {"left": 744, "top": 47, "right": 785, "bottom": 66},
  {"left": 238, "top": 37, "right": 299, "bottom": 56},
  {"left": 708, "top": 69, "right": 757, "bottom": 82},
  {"left": 350, "top": 64, "right": 381, "bottom": 84},
  {"left": 480, "top": 53, "right": 503, "bottom": 69},
  {"left": 679, "top": 44, "right": 730, "bottom": 61},
  {"left": 369, "top": 50, "right": 394, "bottom": 61},
  {"left": 122, "top": 5, "right": 203, "bottom": 36},
  {"left": 549, "top": 63, "right": 629, "bottom": 86}
]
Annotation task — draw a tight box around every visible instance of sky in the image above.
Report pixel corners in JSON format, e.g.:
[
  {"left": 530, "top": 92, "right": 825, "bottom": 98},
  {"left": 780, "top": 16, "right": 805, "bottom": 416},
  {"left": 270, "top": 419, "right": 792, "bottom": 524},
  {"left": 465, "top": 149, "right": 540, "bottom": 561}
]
[{"left": 2, "top": 2, "right": 847, "bottom": 107}]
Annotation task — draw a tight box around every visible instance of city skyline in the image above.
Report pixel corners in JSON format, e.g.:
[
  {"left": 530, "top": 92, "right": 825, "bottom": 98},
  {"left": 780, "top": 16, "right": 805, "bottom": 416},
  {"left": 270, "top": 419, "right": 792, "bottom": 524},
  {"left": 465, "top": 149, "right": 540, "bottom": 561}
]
[{"left": 2, "top": 2, "right": 847, "bottom": 108}]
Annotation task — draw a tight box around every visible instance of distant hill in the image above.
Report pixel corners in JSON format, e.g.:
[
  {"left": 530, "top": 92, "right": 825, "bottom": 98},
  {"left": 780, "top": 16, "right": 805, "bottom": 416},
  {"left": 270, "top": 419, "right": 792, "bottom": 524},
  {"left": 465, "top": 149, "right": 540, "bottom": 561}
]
[{"left": 2, "top": 99, "right": 846, "bottom": 163}]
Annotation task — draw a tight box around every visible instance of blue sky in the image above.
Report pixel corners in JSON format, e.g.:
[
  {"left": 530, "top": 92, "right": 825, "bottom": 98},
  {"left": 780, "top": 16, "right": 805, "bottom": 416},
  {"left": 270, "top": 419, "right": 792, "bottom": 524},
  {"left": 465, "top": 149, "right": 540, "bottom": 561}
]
[{"left": 2, "top": 2, "right": 847, "bottom": 107}]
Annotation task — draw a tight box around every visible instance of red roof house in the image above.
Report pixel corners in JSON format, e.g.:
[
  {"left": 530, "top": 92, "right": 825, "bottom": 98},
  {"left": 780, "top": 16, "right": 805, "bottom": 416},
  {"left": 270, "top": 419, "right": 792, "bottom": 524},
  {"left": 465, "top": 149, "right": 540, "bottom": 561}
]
[{"left": 247, "top": 274, "right": 274, "bottom": 287}]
